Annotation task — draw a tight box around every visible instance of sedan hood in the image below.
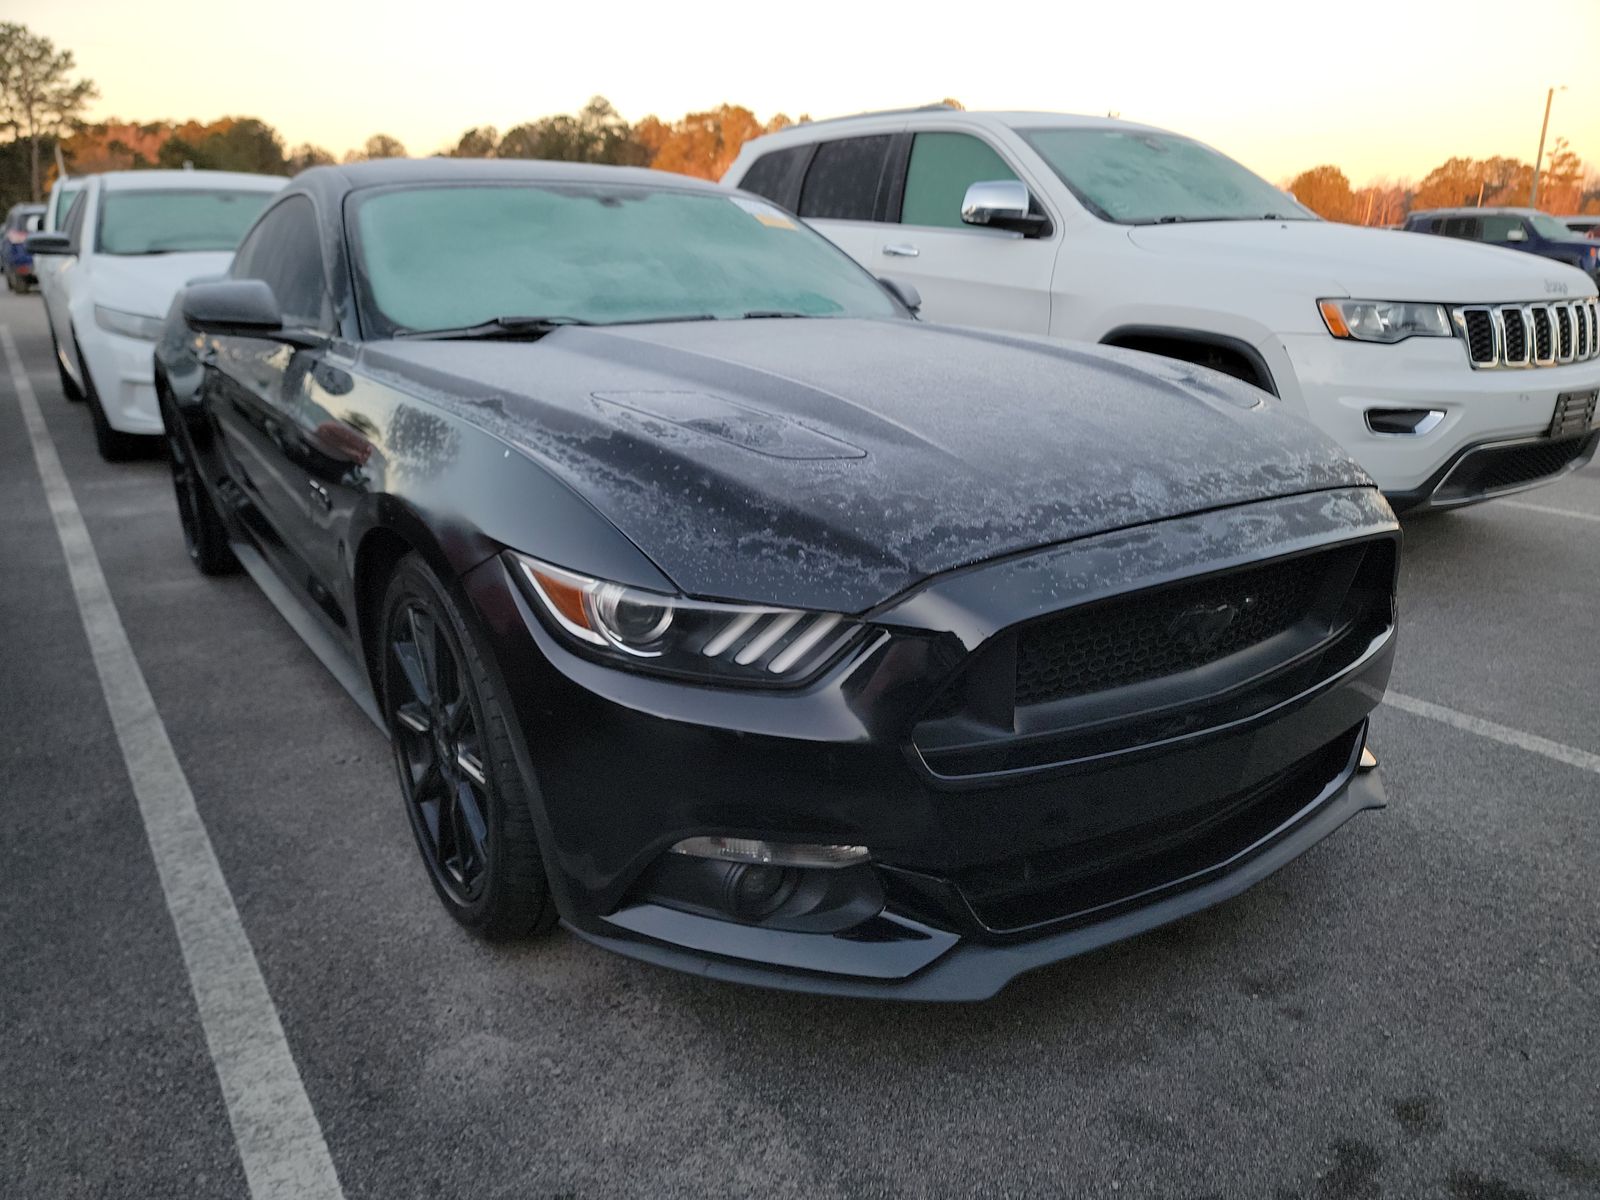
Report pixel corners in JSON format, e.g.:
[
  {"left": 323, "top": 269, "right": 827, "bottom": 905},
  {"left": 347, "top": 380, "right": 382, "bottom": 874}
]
[
  {"left": 1127, "top": 220, "right": 1597, "bottom": 302},
  {"left": 89, "top": 251, "right": 236, "bottom": 318},
  {"left": 364, "top": 319, "right": 1371, "bottom": 612}
]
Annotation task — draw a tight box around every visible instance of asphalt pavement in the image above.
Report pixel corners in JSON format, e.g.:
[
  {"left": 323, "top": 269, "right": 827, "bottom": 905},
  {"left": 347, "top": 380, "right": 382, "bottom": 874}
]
[{"left": 2, "top": 288, "right": 1597, "bottom": 1200}]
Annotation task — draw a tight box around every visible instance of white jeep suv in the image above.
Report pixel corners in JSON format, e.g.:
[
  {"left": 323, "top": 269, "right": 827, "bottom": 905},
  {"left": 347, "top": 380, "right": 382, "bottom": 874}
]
[{"left": 725, "top": 109, "right": 1600, "bottom": 510}]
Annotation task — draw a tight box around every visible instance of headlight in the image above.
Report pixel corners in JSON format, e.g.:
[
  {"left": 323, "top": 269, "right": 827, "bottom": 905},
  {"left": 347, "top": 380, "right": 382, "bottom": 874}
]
[
  {"left": 94, "top": 305, "right": 165, "bottom": 341},
  {"left": 1318, "top": 299, "right": 1452, "bottom": 343},
  {"left": 512, "top": 554, "right": 860, "bottom": 685}
]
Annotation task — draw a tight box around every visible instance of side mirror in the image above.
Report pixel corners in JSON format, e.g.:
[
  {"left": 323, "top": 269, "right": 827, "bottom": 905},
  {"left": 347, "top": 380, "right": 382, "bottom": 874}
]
[
  {"left": 961, "top": 180, "right": 1048, "bottom": 237},
  {"left": 1505, "top": 227, "right": 1528, "bottom": 243},
  {"left": 878, "top": 275, "right": 921, "bottom": 315},
  {"left": 182, "top": 279, "right": 323, "bottom": 348},
  {"left": 25, "top": 231, "right": 74, "bottom": 256}
]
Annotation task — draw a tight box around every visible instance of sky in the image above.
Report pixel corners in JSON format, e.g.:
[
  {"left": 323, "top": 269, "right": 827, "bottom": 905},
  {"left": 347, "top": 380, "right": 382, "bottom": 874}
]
[{"left": 14, "top": 0, "right": 1600, "bottom": 185}]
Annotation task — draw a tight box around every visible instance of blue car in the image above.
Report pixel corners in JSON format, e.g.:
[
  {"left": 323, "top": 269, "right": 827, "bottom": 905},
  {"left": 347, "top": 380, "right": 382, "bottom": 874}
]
[
  {"left": 1404, "top": 206, "right": 1600, "bottom": 284},
  {"left": 3, "top": 202, "right": 45, "bottom": 292}
]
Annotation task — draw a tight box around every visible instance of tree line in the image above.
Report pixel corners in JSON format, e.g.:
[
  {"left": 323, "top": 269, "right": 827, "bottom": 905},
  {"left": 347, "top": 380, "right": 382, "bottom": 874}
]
[
  {"left": 4, "top": 18, "right": 1596, "bottom": 223},
  {"left": 1287, "top": 147, "right": 1599, "bottom": 225}
]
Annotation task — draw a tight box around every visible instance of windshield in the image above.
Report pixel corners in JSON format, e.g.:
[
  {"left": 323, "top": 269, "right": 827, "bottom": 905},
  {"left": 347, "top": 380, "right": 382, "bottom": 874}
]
[
  {"left": 349, "top": 183, "right": 902, "bottom": 336},
  {"left": 1528, "top": 212, "right": 1587, "bottom": 242},
  {"left": 96, "top": 189, "right": 275, "bottom": 255},
  {"left": 1020, "top": 128, "right": 1315, "bottom": 225}
]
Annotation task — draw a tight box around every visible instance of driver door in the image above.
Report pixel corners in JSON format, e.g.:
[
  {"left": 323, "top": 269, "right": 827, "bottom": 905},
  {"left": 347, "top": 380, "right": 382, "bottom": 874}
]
[{"left": 202, "top": 195, "right": 334, "bottom": 575}]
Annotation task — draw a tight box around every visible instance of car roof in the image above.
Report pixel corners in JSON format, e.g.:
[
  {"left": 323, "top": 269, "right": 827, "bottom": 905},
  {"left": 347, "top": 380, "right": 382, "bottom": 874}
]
[
  {"left": 1410, "top": 207, "right": 1540, "bottom": 218},
  {"left": 92, "top": 169, "right": 287, "bottom": 193},
  {"left": 738, "top": 108, "right": 1173, "bottom": 153},
  {"left": 6, "top": 202, "right": 45, "bottom": 216},
  {"left": 294, "top": 157, "right": 728, "bottom": 195}
]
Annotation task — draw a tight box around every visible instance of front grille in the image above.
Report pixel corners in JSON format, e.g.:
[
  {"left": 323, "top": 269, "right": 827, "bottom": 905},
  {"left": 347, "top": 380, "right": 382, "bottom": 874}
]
[
  {"left": 951, "top": 727, "right": 1364, "bottom": 933},
  {"left": 1015, "top": 554, "right": 1327, "bottom": 708},
  {"left": 1532, "top": 307, "right": 1553, "bottom": 361},
  {"left": 915, "top": 539, "right": 1396, "bottom": 778},
  {"left": 1435, "top": 436, "right": 1592, "bottom": 502},
  {"left": 1453, "top": 298, "right": 1600, "bottom": 369}
]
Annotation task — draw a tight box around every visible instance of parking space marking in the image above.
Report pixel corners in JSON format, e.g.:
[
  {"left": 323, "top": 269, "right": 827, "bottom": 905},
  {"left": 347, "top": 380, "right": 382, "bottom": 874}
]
[
  {"left": 2, "top": 327, "right": 345, "bottom": 1200},
  {"left": 1384, "top": 690, "right": 1600, "bottom": 777},
  {"left": 1498, "top": 499, "right": 1600, "bottom": 524}
]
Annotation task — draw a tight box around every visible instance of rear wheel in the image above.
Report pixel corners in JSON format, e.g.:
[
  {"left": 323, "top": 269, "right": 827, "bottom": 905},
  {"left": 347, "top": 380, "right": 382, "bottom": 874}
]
[
  {"left": 380, "top": 554, "right": 557, "bottom": 939},
  {"left": 162, "top": 398, "right": 237, "bottom": 575},
  {"left": 76, "top": 332, "right": 148, "bottom": 461}
]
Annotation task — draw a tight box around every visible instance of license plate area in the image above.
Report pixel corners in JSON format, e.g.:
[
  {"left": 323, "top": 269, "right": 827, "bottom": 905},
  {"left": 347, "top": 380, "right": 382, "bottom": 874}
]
[{"left": 1550, "top": 389, "right": 1599, "bottom": 439}]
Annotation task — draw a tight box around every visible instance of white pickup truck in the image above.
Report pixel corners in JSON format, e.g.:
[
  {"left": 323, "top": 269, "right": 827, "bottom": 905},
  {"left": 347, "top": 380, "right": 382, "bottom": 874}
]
[{"left": 725, "top": 108, "right": 1600, "bottom": 511}]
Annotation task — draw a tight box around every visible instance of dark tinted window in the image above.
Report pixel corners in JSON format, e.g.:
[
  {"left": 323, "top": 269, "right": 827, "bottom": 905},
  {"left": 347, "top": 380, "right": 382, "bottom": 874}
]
[
  {"left": 1441, "top": 216, "right": 1480, "bottom": 239},
  {"left": 739, "top": 145, "right": 807, "bottom": 207},
  {"left": 799, "top": 136, "right": 892, "bottom": 222},
  {"left": 231, "top": 196, "right": 329, "bottom": 328}
]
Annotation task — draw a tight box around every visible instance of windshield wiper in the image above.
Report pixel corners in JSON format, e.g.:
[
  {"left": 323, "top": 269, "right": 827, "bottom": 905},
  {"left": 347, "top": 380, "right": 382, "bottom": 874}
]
[
  {"left": 397, "top": 315, "right": 595, "bottom": 341},
  {"left": 740, "top": 310, "right": 817, "bottom": 320}
]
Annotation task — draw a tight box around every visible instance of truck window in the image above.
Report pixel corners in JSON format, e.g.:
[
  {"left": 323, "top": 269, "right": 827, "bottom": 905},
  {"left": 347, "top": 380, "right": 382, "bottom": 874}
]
[
  {"left": 798, "top": 136, "right": 892, "bottom": 222},
  {"left": 900, "top": 133, "right": 1018, "bottom": 229}
]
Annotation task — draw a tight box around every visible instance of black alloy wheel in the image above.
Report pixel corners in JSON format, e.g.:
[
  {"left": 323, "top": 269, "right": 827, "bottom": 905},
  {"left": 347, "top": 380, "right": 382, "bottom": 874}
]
[
  {"left": 380, "top": 555, "right": 556, "bottom": 937},
  {"left": 161, "top": 398, "right": 236, "bottom": 575}
]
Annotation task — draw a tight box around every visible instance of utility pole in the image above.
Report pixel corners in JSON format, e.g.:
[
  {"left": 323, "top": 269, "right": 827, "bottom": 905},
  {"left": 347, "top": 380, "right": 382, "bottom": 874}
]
[{"left": 1530, "top": 85, "right": 1565, "bottom": 208}]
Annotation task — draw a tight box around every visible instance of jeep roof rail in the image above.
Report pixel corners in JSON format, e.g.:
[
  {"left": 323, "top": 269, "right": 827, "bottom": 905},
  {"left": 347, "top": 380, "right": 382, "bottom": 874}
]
[{"left": 773, "top": 103, "right": 959, "bottom": 132}]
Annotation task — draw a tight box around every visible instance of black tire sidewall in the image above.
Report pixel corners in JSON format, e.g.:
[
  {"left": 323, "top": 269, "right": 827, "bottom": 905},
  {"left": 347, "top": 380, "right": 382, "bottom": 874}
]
[{"left": 378, "top": 554, "right": 553, "bottom": 937}]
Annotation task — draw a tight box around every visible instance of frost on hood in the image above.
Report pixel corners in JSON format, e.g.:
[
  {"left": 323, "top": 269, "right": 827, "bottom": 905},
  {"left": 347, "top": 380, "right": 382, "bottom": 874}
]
[{"left": 360, "top": 318, "right": 1373, "bottom": 612}]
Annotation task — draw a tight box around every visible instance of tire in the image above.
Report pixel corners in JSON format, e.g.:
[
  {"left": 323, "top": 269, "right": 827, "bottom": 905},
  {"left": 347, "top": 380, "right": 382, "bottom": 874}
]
[
  {"left": 379, "top": 553, "right": 557, "bottom": 939},
  {"left": 48, "top": 327, "right": 84, "bottom": 402},
  {"left": 161, "top": 395, "right": 237, "bottom": 575},
  {"left": 76, "top": 332, "right": 149, "bottom": 461}
]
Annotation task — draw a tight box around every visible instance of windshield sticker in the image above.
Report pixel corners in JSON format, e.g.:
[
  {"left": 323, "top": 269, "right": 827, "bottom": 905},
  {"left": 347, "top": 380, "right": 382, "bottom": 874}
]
[{"left": 731, "top": 196, "right": 798, "bottom": 230}]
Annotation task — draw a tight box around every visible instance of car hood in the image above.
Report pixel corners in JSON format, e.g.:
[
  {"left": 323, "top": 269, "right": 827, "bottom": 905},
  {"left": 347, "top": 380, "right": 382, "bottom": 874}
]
[
  {"left": 363, "top": 319, "right": 1372, "bottom": 612},
  {"left": 89, "top": 251, "right": 236, "bottom": 317},
  {"left": 1127, "top": 220, "right": 1597, "bottom": 303}
]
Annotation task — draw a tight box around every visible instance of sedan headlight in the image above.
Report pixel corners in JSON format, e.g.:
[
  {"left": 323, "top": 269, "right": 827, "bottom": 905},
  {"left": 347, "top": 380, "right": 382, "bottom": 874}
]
[
  {"left": 1318, "top": 299, "right": 1452, "bottom": 344},
  {"left": 95, "top": 305, "right": 165, "bottom": 341},
  {"left": 512, "top": 554, "right": 860, "bottom": 685}
]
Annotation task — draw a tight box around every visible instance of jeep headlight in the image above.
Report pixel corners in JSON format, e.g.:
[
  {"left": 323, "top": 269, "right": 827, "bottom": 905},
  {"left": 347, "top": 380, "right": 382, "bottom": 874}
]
[{"left": 1318, "top": 299, "right": 1452, "bottom": 344}]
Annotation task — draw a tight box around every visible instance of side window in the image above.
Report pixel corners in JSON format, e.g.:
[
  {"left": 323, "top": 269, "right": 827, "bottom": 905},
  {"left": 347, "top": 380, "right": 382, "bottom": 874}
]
[
  {"left": 1481, "top": 215, "right": 1522, "bottom": 243},
  {"left": 900, "top": 133, "right": 1019, "bottom": 229},
  {"left": 738, "top": 145, "right": 808, "bottom": 208},
  {"left": 1441, "top": 216, "right": 1480, "bottom": 240},
  {"left": 798, "top": 136, "right": 892, "bottom": 222},
  {"left": 231, "top": 196, "right": 328, "bottom": 329},
  {"left": 62, "top": 191, "right": 88, "bottom": 244}
]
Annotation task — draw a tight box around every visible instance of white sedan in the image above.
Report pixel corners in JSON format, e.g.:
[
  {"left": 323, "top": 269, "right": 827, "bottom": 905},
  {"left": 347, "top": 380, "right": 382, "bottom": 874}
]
[{"left": 32, "top": 169, "right": 284, "bottom": 460}]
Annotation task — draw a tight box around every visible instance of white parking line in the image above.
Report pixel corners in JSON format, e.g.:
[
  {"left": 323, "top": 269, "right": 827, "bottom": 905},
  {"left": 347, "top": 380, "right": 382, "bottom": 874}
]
[
  {"left": 1, "top": 327, "right": 345, "bottom": 1200},
  {"left": 1383, "top": 690, "right": 1600, "bottom": 777},
  {"left": 1498, "top": 499, "right": 1600, "bottom": 524}
]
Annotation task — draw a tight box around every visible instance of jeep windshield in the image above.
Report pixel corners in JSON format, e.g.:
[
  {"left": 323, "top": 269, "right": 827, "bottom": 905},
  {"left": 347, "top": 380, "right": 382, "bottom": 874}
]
[{"left": 1020, "top": 128, "right": 1316, "bottom": 226}]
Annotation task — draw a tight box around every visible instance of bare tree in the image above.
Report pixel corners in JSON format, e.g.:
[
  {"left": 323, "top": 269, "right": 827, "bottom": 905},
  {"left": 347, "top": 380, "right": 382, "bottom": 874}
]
[{"left": 0, "top": 23, "right": 97, "bottom": 200}]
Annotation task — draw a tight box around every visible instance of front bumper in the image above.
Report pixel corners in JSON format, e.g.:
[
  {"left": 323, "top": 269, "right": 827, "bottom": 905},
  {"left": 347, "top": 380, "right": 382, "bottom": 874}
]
[
  {"left": 76, "top": 322, "right": 162, "bottom": 434},
  {"left": 462, "top": 487, "right": 1400, "bottom": 1000},
  {"left": 1280, "top": 331, "right": 1600, "bottom": 500}
]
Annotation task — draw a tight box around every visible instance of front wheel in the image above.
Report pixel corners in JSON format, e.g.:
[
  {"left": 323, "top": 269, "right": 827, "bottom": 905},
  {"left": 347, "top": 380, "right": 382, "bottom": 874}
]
[
  {"left": 162, "top": 399, "right": 237, "bottom": 575},
  {"left": 380, "top": 554, "right": 557, "bottom": 939},
  {"left": 76, "top": 332, "right": 148, "bottom": 461}
]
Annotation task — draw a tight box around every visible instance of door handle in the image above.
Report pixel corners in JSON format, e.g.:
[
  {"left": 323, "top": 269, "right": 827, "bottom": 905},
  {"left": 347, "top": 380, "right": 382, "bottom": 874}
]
[
  {"left": 882, "top": 243, "right": 920, "bottom": 257},
  {"left": 308, "top": 480, "right": 332, "bottom": 512}
]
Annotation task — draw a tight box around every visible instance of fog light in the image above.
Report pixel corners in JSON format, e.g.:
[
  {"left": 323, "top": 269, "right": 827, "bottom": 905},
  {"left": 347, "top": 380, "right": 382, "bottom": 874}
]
[
  {"left": 670, "top": 836, "right": 869, "bottom": 869},
  {"left": 724, "top": 864, "right": 799, "bottom": 920}
]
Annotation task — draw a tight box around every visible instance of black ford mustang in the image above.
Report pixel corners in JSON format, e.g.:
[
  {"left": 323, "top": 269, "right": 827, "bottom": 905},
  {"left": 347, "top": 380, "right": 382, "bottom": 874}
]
[{"left": 155, "top": 159, "right": 1397, "bottom": 1000}]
